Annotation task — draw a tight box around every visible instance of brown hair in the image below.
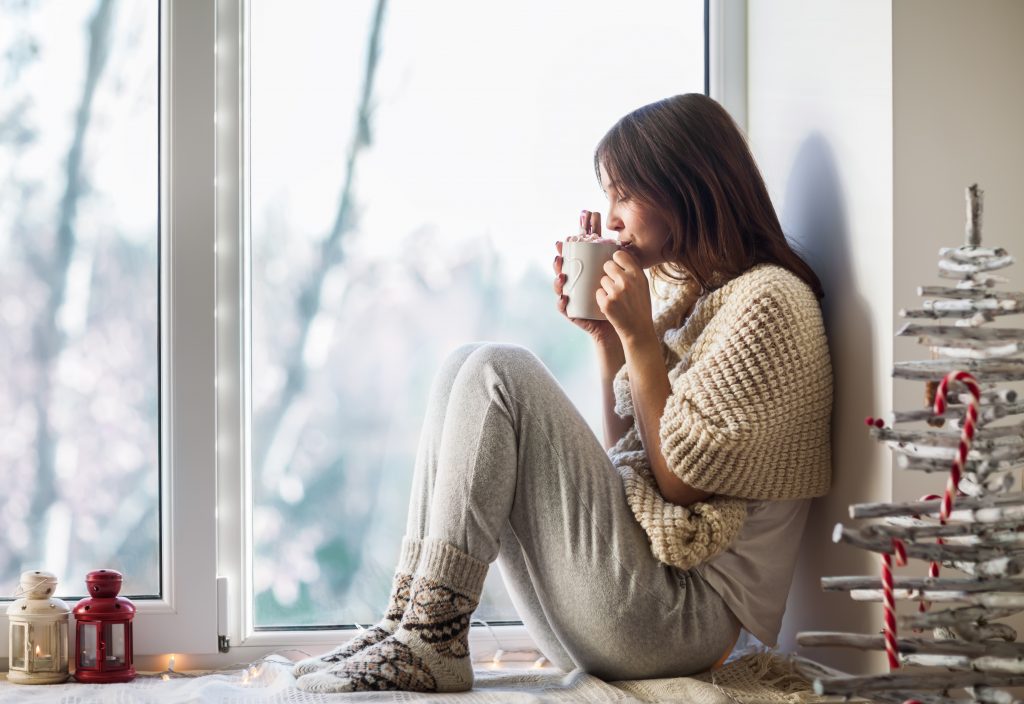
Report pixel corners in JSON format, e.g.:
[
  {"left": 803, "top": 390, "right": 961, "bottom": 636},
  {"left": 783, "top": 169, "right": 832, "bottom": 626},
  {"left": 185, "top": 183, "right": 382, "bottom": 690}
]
[{"left": 594, "top": 93, "right": 824, "bottom": 299}]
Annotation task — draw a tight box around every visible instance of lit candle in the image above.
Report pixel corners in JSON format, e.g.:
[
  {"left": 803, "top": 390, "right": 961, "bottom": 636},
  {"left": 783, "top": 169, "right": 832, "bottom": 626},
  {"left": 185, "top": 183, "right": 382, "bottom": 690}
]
[{"left": 33, "top": 645, "right": 53, "bottom": 667}]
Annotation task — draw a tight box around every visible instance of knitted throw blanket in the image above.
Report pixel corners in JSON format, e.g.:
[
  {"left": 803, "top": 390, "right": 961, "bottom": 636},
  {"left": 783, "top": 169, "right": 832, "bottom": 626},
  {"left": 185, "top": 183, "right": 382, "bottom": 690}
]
[{"left": 608, "top": 263, "right": 832, "bottom": 570}]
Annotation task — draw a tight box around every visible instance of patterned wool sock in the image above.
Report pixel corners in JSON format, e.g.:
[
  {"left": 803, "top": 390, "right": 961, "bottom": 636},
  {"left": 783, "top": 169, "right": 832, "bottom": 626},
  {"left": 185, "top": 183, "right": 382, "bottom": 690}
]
[
  {"left": 291, "top": 537, "right": 422, "bottom": 677},
  {"left": 296, "top": 537, "right": 488, "bottom": 693}
]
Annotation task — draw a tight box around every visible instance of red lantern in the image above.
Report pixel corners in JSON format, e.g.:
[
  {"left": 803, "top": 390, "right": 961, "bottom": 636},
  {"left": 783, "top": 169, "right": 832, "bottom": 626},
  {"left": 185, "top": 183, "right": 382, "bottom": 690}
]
[{"left": 72, "top": 570, "right": 136, "bottom": 683}]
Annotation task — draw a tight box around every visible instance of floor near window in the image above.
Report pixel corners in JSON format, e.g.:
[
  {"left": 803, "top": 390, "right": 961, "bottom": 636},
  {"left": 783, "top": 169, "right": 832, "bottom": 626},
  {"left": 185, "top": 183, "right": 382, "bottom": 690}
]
[{"left": 0, "top": 651, "right": 829, "bottom": 703}]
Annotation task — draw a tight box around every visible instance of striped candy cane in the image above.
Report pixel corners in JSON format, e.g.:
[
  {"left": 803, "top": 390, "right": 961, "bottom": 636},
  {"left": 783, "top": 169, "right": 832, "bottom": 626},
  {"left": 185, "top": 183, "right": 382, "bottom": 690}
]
[
  {"left": 932, "top": 371, "right": 982, "bottom": 523},
  {"left": 881, "top": 538, "right": 908, "bottom": 670}
]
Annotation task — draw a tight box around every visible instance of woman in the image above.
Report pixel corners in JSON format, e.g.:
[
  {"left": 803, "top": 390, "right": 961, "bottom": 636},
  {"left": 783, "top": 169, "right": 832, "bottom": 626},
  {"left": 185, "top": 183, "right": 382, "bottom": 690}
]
[{"left": 294, "top": 93, "right": 833, "bottom": 694}]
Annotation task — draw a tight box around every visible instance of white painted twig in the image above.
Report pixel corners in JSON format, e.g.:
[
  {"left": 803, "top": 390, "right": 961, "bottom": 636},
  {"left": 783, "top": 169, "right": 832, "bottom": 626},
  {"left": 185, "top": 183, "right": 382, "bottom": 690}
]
[
  {"left": 969, "top": 686, "right": 1019, "bottom": 704},
  {"left": 796, "top": 631, "right": 1024, "bottom": 657},
  {"left": 847, "top": 589, "right": 1024, "bottom": 610},
  {"left": 820, "top": 575, "right": 1024, "bottom": 593},
  {"left": 813, "top": 670, "right": 1024, "bottom": 696},
  {"left": 892, "top": 403, "right": 1017, "bottom": 427},
  {"left": 939, "top": 269, "right": 1010, "bottom": 286},
  {"left": 933, "top": 343, "right": 1024, "bottom": 359},
  {"left": 897, "top": 323, "right": 1023, "bottom": 342},
  {"left": 850, "top": 492, "right": 1024, "bottom": 520},
  {"left": 919, "top": 284, "right": 1023, "bottom": 302},
  {"left": 871, "top": 422, "right": 1024, "bottom": 448},
  {"left": 924, "top": 298, "right": 1019, "bottom": 313},
  {"left": 937, "top": 254, "right": 1015, "bottom": 275},
  {"left": 900, "top": 606, "right": 1021, "bottom": 632},
  {"left": 833, "top": 524, "right": 1024, "bottom": 563},
  {"left": 938, "top": 246, "right": 1007, "bottom": 262},
  {"left": 871, "top": 516, "right": 1024, "bottom": 540},
  {"left": 902, "top": 653, "right": 1024, "bottom": 674},
  {"left": 892, "top": 358, "right": 1024, "bottom": 382},
  {"left": 885, "top": 438, "right": 1024, "bottom": 464},
  {"left": 966, "top": 184, "right": 984, "bottom": 246},
  {"left": 895, "top": 454, "right": 1023, "bottom": 478}
]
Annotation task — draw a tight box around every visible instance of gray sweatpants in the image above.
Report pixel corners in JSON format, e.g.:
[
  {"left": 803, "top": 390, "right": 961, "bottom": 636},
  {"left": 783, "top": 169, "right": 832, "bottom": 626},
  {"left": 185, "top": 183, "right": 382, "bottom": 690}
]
[{"left": 404, "top": 342, "right": 740, "bottom": 681}]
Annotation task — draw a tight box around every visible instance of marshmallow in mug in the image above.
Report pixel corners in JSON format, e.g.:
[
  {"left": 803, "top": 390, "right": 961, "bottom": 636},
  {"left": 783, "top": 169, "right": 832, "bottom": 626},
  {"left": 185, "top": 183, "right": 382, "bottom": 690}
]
[{"left": 564, "top": 233, "right": 620, "bottom": 245}]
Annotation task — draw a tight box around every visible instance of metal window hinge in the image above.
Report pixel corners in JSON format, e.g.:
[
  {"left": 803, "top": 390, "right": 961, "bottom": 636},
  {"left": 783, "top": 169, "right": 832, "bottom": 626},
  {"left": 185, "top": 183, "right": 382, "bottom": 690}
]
[{"left": 217, "top": 576, "right": 230, "bottom": 653}]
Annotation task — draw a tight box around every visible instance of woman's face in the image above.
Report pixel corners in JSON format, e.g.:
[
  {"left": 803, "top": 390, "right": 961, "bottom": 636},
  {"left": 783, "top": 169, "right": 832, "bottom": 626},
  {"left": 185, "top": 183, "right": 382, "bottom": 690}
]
[{"left": 599, "top": 163, "right": 671, "bottom": 270}]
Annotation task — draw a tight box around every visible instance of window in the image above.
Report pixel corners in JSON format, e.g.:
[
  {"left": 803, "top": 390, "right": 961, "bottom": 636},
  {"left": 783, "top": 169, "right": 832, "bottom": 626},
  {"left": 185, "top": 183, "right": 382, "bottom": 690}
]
[
  {"left": 3, "top": 0, "right": 717, "bottom": 661},
  {"left": 244, "top": 0, "right": 705, "bottom": 632},
  {"left": 0, "top": 0, "right": 160, "bottom": 597}
]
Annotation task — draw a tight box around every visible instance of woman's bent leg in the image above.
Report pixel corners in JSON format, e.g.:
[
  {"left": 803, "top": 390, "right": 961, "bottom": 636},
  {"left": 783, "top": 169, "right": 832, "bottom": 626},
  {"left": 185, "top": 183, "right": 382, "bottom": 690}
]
[
  {"left": 405, "top": 343, "right": 487, "bottom": 541},
  {"left": 293, "top": 342, "right": 484, "bottom": 678},
  {"left": 425, "top": 343, "right": 740, "bottom": 680}
]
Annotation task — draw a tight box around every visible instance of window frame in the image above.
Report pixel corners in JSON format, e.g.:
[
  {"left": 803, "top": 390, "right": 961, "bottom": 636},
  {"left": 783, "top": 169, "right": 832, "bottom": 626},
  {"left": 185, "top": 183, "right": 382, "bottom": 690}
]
[
  {"left": 0, "top": 0, "right": 221, "bottom": 661},
  {"left": 211, "top": 0, "right": 729, "bottom": 663},
  {"left": 2, "top": 0, "right": 730, "bottom": 668}
]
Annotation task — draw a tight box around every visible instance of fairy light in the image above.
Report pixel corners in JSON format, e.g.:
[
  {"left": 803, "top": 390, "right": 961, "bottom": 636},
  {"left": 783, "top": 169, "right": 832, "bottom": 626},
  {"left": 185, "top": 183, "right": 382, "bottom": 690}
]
[
  {"left": 532, "top": 656, "right": 548, "bottom": 669},
  {"left": 167, "top": 654, "right": 176, "bottom": 673},
  {"left": 489, "top": 649, "right": 505, "bottom": 670}
]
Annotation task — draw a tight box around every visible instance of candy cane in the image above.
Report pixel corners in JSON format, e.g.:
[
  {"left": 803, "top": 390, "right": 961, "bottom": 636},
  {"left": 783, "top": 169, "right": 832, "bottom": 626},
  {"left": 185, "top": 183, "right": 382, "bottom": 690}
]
[
  {"left": 932, "top": 371, "right": 982, "bottom": 522},
  {"left": 865, "top": 417, "right": 907, "bottom": 667},
  {"left": 881, "top": 538, "right": 908, "bottom": 670}
]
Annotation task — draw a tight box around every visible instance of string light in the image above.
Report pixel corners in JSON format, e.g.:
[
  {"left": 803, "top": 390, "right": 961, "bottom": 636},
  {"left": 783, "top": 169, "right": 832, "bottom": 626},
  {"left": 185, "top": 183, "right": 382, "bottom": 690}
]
[
  {"left": 167, "top": 654, "right": 176, "bottom": 673},
  {"left": 532, "top": 656, "right": 548, "bottom": 669},
  {"left": 489, "top": 649, "right": 505, "bottom": 670}
]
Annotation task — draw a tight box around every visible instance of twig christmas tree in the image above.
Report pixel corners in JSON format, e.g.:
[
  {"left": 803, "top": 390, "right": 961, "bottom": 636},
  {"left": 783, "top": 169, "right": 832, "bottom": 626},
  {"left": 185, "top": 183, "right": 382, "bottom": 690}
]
[{"left": 797, "top": 185, "right": 1024, "bottom": 704}]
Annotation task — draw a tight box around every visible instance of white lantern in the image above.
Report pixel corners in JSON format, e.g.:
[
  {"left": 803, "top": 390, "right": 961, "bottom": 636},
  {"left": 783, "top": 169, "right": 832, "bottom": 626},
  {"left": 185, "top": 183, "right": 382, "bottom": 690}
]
[{"left": 7, "top": 570, "right": 70, "bottom": 685}]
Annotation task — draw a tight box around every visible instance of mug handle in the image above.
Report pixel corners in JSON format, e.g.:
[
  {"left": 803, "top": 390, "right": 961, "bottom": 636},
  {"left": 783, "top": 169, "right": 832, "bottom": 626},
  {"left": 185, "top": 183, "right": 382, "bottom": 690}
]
[{"left": 564, "top": 258, "right": 584, "bottom": 293}]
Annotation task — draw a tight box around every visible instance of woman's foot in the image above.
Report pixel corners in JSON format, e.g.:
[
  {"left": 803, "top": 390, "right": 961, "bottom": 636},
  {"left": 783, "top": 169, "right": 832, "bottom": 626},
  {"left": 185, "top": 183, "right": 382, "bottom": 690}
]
[
  {"left": 296, "top": 538, "right": 487, "bottom": 693},
  {"left": 291, "top": 538, "right": 422, "bottom": 677}
]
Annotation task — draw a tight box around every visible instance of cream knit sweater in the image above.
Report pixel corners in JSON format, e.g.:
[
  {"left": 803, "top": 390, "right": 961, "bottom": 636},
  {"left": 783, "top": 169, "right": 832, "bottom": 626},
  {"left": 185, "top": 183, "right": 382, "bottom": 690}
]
[{"left": 608, "top": 263, "right": 832, "bottom": 570}]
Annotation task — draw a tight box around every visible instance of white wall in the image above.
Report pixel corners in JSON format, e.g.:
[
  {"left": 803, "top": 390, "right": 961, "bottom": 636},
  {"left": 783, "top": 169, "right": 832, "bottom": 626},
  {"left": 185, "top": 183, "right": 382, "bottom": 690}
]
[
  {"left": 891, "top": 0, "right": 1024, "bottom": 507},
  {"left": 747, "top": 0, "right": 894, "bottom": 674},
  {"left": 746, "top": 0, "right": 1024, "bottom": 675}
]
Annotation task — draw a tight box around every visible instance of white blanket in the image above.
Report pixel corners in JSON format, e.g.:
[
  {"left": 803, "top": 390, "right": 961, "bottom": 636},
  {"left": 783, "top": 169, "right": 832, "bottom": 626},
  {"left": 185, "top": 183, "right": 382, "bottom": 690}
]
[{"left": 0, "top": 651, "right": 830, "bottom": 703}]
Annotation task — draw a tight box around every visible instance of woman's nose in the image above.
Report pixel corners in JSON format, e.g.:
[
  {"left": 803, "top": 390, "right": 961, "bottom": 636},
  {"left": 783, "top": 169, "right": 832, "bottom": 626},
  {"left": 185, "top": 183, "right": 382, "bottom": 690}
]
[{"left": 605, "top": 209, "right": 624, "bottom": 231}]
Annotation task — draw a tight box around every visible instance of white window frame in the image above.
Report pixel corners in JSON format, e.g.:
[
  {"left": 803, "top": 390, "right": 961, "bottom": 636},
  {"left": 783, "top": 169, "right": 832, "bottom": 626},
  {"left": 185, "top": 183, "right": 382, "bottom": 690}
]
[
  {"left": 0, "top": 0, "right": 221, "bottom": 664},
  {"left": 708, "top": 0, "right": 748, "bottom": 131},
  {"left": 211, "top": 0, "right": 736, "bottom": 665},
  {"left": 3, "top": 0, "right": 734, "bottom": 669}
]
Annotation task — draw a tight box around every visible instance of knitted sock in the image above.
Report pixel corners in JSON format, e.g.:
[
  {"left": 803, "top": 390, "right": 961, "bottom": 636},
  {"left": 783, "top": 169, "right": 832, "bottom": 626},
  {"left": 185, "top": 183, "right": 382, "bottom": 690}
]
[
  {"left": 296, "top": 537, "right": 488, "bottom": 693},
  {"left": 291, "top": 537, "right": 422, "bottom": 677}
]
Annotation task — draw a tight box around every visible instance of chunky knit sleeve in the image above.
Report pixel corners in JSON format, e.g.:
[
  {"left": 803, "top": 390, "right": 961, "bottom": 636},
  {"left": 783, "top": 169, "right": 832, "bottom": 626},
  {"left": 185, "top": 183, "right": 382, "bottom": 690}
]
[{"left": 658, "top": 272, "right": 832, "bottom": 500}]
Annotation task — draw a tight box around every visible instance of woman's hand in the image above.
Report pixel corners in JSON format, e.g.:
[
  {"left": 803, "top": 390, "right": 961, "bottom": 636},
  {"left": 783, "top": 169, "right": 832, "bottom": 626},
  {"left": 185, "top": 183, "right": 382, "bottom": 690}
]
[
  {"left": 553, "top": 240, "right": 619, "bottom": 346},
  {"left": 596, "top": 248, "right": 657, "bottom": 346}
]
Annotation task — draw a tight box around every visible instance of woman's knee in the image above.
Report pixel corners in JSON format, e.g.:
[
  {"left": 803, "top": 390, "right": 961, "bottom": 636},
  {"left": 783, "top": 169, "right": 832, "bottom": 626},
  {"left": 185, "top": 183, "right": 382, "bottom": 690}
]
[
  {"left": 463, "top": 342, "right": 542, "bottom": 377},
  {"left": 433, "top": 342, "right": 488, "bottom": 389}
]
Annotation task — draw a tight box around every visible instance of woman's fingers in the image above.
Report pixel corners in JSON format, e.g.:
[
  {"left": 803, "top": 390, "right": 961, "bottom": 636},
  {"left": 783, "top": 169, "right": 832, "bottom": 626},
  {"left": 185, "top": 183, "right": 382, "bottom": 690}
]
[{"left": 553, "top": 271, "right": 566, "bottom": 296}]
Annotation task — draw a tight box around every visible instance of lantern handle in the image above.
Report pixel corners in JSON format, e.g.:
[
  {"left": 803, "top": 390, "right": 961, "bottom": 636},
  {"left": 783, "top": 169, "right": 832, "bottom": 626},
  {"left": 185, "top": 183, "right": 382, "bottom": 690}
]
[{"left": 14, "top": 573, "right": 53, "bottom": 599}]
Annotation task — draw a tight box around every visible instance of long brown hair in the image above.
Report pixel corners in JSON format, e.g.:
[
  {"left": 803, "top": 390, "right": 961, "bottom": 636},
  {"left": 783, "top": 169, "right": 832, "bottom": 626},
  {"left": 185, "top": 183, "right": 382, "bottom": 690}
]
[{"left": 594, "top": 93, "right": 824, "bottom": 299}]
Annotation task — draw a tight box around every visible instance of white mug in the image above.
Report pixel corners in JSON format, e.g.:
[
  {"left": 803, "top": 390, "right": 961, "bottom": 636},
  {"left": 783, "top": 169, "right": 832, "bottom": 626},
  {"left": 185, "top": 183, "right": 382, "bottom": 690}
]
[{"left": 561, "top": 240, "right": 620, "bottom": 320}]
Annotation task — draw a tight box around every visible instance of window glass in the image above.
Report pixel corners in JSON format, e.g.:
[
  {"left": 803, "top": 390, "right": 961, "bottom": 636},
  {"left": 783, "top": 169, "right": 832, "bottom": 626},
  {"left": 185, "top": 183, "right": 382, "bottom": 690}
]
[
  {"left": 0, "top": 1, "right": 161, "bottom": 597},
  {"left": 249, "top": 0, "right": 704, "bottom": 627},
  {"left": 79, "top": 623, "right": 98, "bottom": 668},
  {"left": 11, "top": 623, "right": 27, "bottom": 670}
]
